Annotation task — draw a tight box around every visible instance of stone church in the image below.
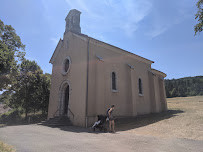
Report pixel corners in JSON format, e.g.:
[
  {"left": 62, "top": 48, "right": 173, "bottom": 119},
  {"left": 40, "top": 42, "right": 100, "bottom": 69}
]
[{"left": 48, "top": 9, "right": 167, "bottom": 127}]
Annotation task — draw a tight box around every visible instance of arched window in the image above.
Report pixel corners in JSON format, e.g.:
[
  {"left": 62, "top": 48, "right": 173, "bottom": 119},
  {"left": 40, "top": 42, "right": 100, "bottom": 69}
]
[
  {"left": 62, "top": 56, "right": 71, "bottom": 75},
  {"left": 139, "top": 78, "right": 143, "bottom": 94},
  {"left": 112, "top": 72, "right": 117, "bottom": 91},
  {"left": 64, "top": 59, "right": 70, "bottom": 72}
]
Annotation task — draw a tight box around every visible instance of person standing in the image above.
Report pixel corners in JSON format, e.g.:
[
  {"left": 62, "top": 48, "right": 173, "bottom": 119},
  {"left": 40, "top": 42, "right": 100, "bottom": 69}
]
[{"left": 107, "top": 105, "right": 115, "bottom": 133}]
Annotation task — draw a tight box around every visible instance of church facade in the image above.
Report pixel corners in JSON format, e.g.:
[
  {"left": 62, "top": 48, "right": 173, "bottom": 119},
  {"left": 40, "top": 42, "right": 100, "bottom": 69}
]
[{"left": 48, "top": 9, "right": 167, "bottom": 127}]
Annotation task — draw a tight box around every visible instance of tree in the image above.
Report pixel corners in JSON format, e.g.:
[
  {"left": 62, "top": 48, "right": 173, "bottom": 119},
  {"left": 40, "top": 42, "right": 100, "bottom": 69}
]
[
  {"left": 0, "top": 20, "right": 51, "bottom": 121},
  {"left": 8, "top": 59, "right": 51, "bottom": 118},
  {"left": 170, "top": 88, "right": 178, "bottom": 97},
  {"left": 165, "top": 76, "right": 203, "bottom": 98},
  {"left": 9, "top": 59, "right": 42, "bottom": 118},
  {"left": 0, "top": 19, "right": 25, "bottom": 91},
  {"left": 39, "top": 73, "right": 51, "bottom": 115},
  {"left": 194, "top": 0, "right": 203, "bottom": 35}
]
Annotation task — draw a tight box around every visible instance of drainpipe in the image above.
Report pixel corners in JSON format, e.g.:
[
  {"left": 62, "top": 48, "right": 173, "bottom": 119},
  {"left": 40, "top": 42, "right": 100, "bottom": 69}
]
[{"left": 85, "top": 37, "right": 90, "bottom": 128}]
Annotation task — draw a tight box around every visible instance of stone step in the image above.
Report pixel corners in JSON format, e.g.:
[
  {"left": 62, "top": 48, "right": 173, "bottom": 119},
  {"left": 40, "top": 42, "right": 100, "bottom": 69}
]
[{"left": 41, "top": 116, "right": 72, "bottom": 127}]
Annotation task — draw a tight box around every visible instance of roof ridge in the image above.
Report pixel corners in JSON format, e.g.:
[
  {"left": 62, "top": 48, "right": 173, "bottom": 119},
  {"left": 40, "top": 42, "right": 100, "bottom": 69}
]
[{"left": 73, "top": 32, "right": 154, "bottom": 64}]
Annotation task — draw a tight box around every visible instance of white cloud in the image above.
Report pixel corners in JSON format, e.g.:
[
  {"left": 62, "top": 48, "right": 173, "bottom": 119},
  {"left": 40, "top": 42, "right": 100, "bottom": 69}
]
[
  {"left": 65, "top": 0, "right": 152, "bottom": 37},
  {"left": 42, "top": 0, "right": 194, "bottom": 39},
  {"left": 146, "top": 1, "right": 194, "bottom": 38},
  {"left": 147, "top": 26, "right": 168, "bottom": 38},
  {"left": 121, "top": 0, "right": 152, "bottom": 36}
]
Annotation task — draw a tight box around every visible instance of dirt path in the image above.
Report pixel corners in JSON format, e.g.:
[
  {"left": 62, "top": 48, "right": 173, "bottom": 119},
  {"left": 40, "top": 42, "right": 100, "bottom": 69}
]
[{"left": 0, "top": 124, "right": 202, "bottom": 152}]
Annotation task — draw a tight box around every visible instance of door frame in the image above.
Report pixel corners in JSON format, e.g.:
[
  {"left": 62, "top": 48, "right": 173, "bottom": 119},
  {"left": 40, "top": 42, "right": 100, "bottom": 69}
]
[{"left": 59, "top": 80, "right": 71, "bottom": 116}]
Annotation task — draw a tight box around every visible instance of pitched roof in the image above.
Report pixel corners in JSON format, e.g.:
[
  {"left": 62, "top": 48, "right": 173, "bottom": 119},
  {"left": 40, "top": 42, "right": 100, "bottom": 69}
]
[
  {"left": 151, "top": 69, "right": 167, "bottom": 78},
  {"left": 49, "top": 31, "right": 154, "bottom": 64},
  {"left": 73, "top": 32, "right": 154, "bottom": 64},
  {"left": 89, "top": 35, "right": 154, "bottom": 64},
  {"left": 49, "top": 38, "right": 63, "bottom": 64}
]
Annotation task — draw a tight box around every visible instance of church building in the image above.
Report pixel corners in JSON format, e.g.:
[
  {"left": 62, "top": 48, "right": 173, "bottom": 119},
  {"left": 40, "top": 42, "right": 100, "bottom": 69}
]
[{"left": 48, "top": 9, "right": 167, "bottom": 127}]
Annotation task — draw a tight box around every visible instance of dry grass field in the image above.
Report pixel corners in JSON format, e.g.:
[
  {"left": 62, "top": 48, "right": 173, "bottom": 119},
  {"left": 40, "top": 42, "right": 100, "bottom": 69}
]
[
  {"left": 123, "top": 96, "right": 203, "bottom": 140},
  {"left": 0, "top": 141, "right": 16, "bottom": 152}
]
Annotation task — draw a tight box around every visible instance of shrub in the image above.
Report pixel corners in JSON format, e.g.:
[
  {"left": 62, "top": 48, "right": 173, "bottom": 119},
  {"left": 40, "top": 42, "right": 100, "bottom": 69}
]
[
  {"left": 0, "top": 110, "right": 22, "bottom": 125},
  {"left": 0, "top": 141, "right": 16, "bottom": 152}
]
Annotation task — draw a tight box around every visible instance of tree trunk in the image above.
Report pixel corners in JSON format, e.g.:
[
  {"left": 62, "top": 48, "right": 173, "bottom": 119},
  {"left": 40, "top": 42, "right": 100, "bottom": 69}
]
[{"left": 25, "top": 109, "right": 28, "bottom": 120}]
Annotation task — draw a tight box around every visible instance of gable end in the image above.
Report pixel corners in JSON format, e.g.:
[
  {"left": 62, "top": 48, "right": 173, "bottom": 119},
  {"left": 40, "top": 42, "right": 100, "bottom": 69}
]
[{"left": 49, "top": 39, "right": 63, "bottom": 64}]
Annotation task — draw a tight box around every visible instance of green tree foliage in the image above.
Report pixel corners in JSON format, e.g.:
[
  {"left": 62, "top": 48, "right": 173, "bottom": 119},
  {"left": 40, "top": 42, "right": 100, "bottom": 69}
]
[
  {"left": 8, "top": 60, "right": 50, "bottom": 118},
  {"left": 0, "top": 20, "right": 51, "bottom": 122},
  {"left": 165, "top": 76, "right": 203, "bottom": 98},
  {"left": 0, "top": 19, "right": 25, "bottom": 90},
  {"left": 39, "top": 73, "right": 51, "bottom": 115},
  {"left": 194, "top": 0, "right": 203, "bottom": 35}
]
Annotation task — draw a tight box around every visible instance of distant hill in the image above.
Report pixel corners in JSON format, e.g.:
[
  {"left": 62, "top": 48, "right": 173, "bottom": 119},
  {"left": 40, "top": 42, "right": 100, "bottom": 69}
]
[{"left": 165, "top": 76, "right": 203, "bottom": 98}]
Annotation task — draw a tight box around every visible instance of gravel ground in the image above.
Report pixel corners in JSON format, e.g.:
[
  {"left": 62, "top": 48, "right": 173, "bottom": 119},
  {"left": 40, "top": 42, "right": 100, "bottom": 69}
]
[{"left": 0, "top": 124, "right": 202, "bottom": 152}]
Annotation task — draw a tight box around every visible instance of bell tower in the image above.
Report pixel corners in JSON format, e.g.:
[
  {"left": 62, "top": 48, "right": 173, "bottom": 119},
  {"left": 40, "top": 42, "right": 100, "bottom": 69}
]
[{"left": 65, "top": 9, "right": 81, "bottom": 34}]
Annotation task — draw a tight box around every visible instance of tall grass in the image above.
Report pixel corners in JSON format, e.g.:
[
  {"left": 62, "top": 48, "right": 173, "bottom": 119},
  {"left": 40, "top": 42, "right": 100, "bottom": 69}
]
[{"left": 0, "top": 141, "right": 16, "bottom": 152}]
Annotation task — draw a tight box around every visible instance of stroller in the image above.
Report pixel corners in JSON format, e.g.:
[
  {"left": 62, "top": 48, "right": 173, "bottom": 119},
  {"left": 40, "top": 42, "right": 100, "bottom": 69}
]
[{"left": 92, "top": 115, "right": 107, "bottom": 132}]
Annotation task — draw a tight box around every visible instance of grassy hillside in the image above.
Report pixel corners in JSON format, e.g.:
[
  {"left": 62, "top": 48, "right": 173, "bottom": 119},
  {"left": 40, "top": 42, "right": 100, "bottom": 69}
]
[
  {"left": 126, "top": 96, "right": 203, "bottom": 140},
  {"left": 165, "top": 76, "right": 203, "bottom": 98}
]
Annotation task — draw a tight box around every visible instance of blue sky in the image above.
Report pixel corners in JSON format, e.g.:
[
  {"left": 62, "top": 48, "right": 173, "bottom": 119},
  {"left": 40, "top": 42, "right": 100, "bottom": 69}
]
[{"left": 0, "top": 0, "right": 202, "bottom": 79}]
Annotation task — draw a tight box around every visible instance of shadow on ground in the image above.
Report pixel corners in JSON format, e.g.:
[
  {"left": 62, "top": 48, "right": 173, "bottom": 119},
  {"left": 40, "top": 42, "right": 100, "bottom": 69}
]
[
  {"left": 0, "top": 113, "right": 47, "bottom": 128},
  {"left": 115, "top": 110, "right": 184, "bottom": 132},
  {"left": 38, "top": 109, "right": 184, "bottom": 134}
]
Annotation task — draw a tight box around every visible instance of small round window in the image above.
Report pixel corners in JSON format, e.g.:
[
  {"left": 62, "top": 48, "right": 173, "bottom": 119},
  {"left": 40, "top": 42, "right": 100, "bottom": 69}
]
[{"left": 62, "top": 56, "right": 71, "bottom": 75}]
